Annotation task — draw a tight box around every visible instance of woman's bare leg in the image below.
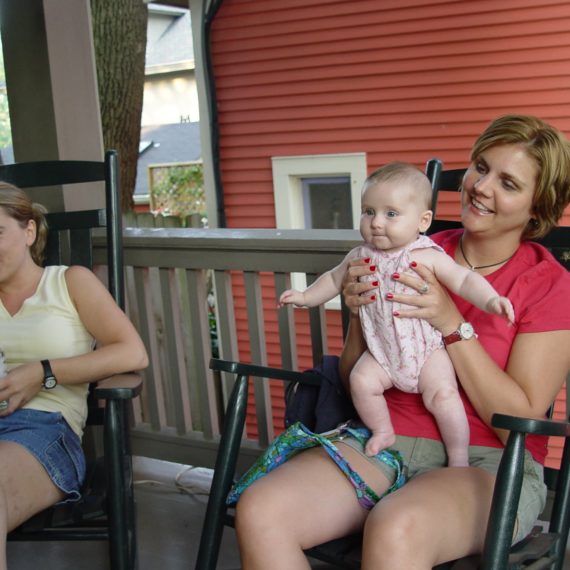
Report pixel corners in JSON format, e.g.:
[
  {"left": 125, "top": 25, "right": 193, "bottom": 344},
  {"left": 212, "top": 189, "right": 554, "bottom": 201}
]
[
  {"left": 236, "top": 444, "right": 392, "bottom": 570},
  {"left": 362, "top": 466, "right": 495, "bottom": 570},
  {"left": 0, "top": 441, "right": 65, "bottom": 570}
]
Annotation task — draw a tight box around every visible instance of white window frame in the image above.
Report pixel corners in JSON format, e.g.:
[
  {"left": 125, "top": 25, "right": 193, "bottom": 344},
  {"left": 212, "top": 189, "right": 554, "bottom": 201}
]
[
  {"left": 272, "top": 153, "right": 367, "bottom": 229},
  {"left": 271, "top": 152, "right": 367, "bottom": 309}
]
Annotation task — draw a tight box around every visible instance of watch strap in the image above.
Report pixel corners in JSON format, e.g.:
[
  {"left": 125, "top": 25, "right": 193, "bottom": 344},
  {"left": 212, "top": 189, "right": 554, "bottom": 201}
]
[
  {"left": 442, "top": 331, "right": 462, "bottom": 346},
  {"left": 41, "top": 359, "right": 57, "bottom": 389},
  {"left": 443, "top": 322, "right": 476, "bottom": 347}
]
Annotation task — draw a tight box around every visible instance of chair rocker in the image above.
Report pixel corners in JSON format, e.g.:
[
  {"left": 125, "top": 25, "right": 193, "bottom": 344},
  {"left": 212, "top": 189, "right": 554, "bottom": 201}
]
[
  {"left": 2, "top": 150, "right": 142, "bottom": 570},
  {"left": 195, "top": 159, "right": 570, "bottom": 570}
]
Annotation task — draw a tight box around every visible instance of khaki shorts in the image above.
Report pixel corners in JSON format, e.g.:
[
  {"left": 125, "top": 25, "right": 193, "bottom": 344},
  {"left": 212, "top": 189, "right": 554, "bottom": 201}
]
[{"left": 339, "top": 434, "right": 547, "bottom": 544}]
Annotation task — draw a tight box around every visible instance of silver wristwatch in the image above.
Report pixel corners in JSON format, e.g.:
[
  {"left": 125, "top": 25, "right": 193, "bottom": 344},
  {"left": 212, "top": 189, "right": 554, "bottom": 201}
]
[
  {"left": 41, "top": 359, "right": 58, "bottom": 390},
  {"left": 443, "top": 322, "right": 476, "bottom": 346}
]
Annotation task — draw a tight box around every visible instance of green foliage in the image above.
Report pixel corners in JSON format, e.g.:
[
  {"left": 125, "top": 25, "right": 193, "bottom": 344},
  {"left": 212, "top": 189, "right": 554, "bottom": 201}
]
[
  {"left": 0, "top": 40, "right": 13, "bottom": 152},
  {"left": 208, "top": 292, "right": 219, "bottom": 359},
  {"left": 0, "top": 92, "right": 12, "bottom": 150},
  {"left": 150, "top": 163, "right": 205, "bottom": 226}
]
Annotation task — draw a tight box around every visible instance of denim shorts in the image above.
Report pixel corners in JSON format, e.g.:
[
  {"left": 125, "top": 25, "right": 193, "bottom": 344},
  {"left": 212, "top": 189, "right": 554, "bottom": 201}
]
[
  {"left": 339, "top": 434, "right": 546, "bottom": 544},
  {"left": 0, "top": 409, "right": 86, "bottom": 502}
]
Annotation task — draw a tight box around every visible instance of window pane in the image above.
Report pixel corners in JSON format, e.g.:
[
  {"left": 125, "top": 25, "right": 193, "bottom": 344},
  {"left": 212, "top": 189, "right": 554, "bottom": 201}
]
[{"left": 301, "top": 176, "right": 352, "bottom": 229}]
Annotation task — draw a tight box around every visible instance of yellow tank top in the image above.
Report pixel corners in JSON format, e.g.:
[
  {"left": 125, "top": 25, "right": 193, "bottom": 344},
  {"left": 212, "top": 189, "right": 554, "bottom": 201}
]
[{"left": 0, "top": 266, "right": 95, "bottom": 437}]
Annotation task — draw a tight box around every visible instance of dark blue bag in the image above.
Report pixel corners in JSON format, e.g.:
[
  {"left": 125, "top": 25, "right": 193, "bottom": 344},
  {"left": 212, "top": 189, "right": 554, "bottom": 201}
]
[{"left": 285, "top": 355, "right": 357, "bottom": 433}]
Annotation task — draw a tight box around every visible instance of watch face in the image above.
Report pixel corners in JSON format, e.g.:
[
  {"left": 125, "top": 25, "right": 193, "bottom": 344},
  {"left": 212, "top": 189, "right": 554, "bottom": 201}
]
[
  {"left": 459, "top": 322, "right": 475, "bottom": 340},
  {"left": 43, "top": 376, "right": 57, "bottom": 390}
]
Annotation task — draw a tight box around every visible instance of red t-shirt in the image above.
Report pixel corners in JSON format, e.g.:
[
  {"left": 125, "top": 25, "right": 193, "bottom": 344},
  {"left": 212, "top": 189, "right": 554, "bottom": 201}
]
[{"left": 386, "top": 229, "right": 570, "bottom": 464}]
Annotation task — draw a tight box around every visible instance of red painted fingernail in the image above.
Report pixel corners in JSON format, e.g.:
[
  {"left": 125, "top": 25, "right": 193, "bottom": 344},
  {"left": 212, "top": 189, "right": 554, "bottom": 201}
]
[
  {"left": 393, "top": 311, "right": 400, "bottom": 316},
  {"left": 386, "top": 293, "right": 394, "bottom": 299},
  {"left": 410, "top": 261, "right": 417, "bottom": 268},
  {"left": 363, "top": 257, "right": 371, "bottom": 263},
  {"left": 372, "top": 281, "right": 379, "bottom": 286},
  {"left": 370, "top": 295, "right": 376, "bottom": 301},
  {"left": 392, "top": 272, "right": 400, "bottom": 279},
  {"left": 369, "top": 265, "right": 376, "bottom": 272}
]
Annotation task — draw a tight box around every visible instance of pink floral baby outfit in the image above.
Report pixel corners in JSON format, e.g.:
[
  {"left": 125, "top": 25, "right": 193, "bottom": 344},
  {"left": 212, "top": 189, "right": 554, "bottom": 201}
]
[{"left": 357, "top": 235, "right": 444, "bottom": 393}]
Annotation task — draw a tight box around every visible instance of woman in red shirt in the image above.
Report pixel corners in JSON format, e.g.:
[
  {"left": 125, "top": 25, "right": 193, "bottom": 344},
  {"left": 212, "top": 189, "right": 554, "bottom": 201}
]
[{"left": 235, "top": 115, "right": 570, "bottom": 569}]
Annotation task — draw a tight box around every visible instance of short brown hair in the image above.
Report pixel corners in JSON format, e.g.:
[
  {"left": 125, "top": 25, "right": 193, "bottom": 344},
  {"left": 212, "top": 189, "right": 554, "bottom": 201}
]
[{"left": 471, "top": 115, "right": 570, "bottom": 240}]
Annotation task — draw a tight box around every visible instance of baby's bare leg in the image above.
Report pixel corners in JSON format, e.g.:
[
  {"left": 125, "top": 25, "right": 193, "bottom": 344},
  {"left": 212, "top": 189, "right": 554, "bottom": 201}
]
[
  {"left": 350, "top": 350, "right": 395, "bottom": 456},
  {"left": 418, "top": 348, "right": 470, "bottom": 467}
]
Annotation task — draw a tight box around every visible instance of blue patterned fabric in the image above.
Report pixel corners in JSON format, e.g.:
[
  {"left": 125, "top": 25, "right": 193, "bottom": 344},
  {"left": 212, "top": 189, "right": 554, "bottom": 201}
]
[{"left": 227, "top": 421, "right": 405, "bottom": 509}]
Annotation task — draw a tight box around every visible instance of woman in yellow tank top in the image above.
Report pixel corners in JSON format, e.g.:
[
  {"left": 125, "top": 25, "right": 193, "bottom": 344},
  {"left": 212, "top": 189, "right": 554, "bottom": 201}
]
[{"left": 0, "top": 182, "right": 148, "bottom": 570}]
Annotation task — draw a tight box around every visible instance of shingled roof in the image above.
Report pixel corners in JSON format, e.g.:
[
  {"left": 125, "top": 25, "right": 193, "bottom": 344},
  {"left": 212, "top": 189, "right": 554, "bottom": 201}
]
[{"left": 135, "top": 121, "right": 202, "bottom": 198}]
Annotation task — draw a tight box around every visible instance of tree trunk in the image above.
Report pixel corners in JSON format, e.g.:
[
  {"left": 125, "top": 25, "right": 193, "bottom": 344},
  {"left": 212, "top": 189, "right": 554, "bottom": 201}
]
[{"left": 91, "top": 0, "right": 147, "bottom": 212}]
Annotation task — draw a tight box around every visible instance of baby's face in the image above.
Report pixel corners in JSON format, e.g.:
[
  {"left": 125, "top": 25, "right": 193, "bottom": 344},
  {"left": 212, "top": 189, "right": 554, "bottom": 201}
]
[{"left": 360, "top": 180, "right": 429, "bottom": 252}]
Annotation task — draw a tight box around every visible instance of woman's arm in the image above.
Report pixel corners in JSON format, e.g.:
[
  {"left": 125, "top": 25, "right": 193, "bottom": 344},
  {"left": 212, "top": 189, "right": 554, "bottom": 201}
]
[
  {"left": 338, "top": 258, "right": 378, "bottom": 389},
  {"left": 339, "top": 313, "right": 367, "bottom": 391},
  {"left": 52, "top": 265, "right": 149, "bottom": 383},
  {"left": 448, "top": 329, "right": 570, "bottom": 442},
  {"left": 391, "top": 261, "right": 570, "bottom": 442}
]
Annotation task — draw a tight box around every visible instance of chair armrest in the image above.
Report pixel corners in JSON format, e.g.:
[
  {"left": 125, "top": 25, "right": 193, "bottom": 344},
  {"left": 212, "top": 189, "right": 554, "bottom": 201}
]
[
  {"left": 92, "top": 372, "right": 143, "bottom": 400},
  {"left": 210, "top": 358, "right": 321, "bottom": 386},
  {"left": 481, "top": 412, "right": 568, "bottom": 568},
  {"left": 492, "top": 413, "right": 570, "bottom": 437}
]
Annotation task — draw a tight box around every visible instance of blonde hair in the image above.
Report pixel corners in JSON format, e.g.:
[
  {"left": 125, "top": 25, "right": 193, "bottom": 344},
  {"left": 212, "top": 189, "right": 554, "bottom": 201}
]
[
  {"left": 363, "top": 162, "right": 432, "bottom": 211},
  {"left": 471, "top": 115, "right": 570, "bottom": 240},
  {"left": 0, "top": 182, "right": 48, "bottom": 265}
]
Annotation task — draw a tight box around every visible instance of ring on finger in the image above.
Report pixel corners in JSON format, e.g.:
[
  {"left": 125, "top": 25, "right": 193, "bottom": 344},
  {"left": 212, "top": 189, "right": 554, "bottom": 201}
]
[
  {"left": 0, "top": 399, "right": 8, "bottom": 411},
  {"left": 419, "top": 282, "right": 429, "bottom": 295}
]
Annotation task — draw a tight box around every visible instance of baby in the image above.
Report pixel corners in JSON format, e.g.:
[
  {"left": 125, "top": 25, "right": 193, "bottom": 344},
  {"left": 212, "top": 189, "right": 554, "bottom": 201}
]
[{"left": 279, "top": 162, "right": 514, "bottom": 466}]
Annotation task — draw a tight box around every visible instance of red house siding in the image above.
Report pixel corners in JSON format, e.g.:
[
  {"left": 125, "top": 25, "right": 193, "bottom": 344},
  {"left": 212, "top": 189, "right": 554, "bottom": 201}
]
[{"left": 211, "top": 0, "right": 570, "bottom": 463}]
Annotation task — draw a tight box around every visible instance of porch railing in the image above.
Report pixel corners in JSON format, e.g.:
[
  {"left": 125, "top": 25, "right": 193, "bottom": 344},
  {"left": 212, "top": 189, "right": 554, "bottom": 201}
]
[{"left": 95, "top": 228, "right": 360, "bottom": 472}]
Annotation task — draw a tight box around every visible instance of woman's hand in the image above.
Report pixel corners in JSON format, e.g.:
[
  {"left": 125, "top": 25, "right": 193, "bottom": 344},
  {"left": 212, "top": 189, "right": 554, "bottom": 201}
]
[
  {"left": 390, "top": 261, "right": 463, "bottom": 335},
  {"left": 341, "top": 257, "right": 379, "bottom": 315},
  {"left": 0, "top": 362, "right": 43, "bottom": 416}
]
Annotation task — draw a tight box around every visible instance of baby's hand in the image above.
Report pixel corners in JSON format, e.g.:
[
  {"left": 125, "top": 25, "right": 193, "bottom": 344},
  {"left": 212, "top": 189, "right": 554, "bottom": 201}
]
[
  {"left": 278, "top": 289, "right": 305, "bottom": 308},
  {"left": 487, "top": 296, "right": 515, "bottom": 326}
]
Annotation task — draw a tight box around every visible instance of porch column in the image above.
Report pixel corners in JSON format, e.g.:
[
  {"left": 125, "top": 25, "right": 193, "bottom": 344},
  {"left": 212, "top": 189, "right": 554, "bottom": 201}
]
[{"left": 0, "top": 0, "right": 104, "bottom": 211}]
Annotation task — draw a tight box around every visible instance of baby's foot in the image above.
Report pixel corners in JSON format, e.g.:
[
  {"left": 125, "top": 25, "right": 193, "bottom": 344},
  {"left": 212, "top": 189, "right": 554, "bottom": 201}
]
[{"left": 365, "top": 432, "right": 396, "bottom": 456}]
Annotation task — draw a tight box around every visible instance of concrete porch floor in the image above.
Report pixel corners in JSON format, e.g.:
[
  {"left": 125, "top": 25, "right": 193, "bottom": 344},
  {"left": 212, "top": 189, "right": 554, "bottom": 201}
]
[{"left": 7, "top": 456, "right": 570, "bottom": 569}]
